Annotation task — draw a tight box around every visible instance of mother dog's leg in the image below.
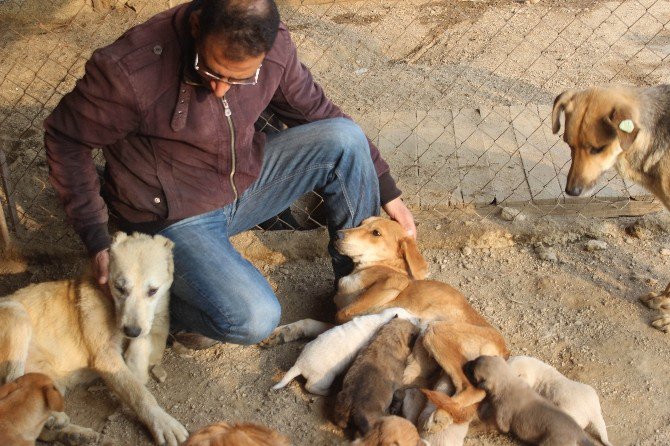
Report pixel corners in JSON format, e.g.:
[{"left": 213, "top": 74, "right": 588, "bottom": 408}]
[
  {"left": 0, "top": 300, "right": 31, "bottom": 383},
  {"left": 93, "top": 348, "right": 188, "bottom": 446},
  {"left": 259, "top": 319, "right": 334, "bottom": 347}
]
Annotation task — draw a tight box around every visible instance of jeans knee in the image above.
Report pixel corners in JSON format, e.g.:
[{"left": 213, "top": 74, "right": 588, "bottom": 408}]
[{"left": 218, "top": 301, "right": 281, "bottom": 345}]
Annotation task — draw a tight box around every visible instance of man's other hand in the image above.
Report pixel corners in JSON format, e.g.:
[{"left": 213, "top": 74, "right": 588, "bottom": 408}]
[{"left": 382, "top": 197, "right": 416, "bottom": 238}]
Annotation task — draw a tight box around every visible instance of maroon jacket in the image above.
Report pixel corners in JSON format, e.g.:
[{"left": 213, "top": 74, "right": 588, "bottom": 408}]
[{"left": 44, "top": 2, "right": 400, "bottom": 255}]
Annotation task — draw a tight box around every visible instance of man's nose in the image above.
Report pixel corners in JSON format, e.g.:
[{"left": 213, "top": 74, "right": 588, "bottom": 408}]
[{"left": 210, "top": 80, "right": 231, "bottom": 98}]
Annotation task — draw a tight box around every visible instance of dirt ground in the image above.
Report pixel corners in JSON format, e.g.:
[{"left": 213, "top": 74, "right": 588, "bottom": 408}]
[
  {"left": 2, "top": 210, "right": 670, "bottom": 445},
  {"left": 2, "top": 0, "right": 670, "bottom": 445}
]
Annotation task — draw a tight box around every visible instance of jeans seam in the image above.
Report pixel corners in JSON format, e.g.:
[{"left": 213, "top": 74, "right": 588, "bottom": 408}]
[
  {"left": 237, "top": 163, "right": 334, "bottom": 206},
  {"left": 334, "top": 167, "right": 355, "bottom": 220}
]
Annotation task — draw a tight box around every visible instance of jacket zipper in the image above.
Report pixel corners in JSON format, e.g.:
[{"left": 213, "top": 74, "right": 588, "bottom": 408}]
[{"left": 222, "top": 97, "right": 238, "bottom": 201}]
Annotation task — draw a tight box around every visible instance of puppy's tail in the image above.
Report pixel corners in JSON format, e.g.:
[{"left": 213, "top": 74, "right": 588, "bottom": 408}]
[{"left": 272, "top": 365, "right": 302, "bottom": 390}]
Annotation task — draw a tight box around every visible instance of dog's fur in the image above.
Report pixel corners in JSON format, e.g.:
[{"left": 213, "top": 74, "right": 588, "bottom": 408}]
[
  {"left": 333, "top": 318, "right": 419, "bottom": 435},
  {"left": 265, "top": 217, "right": 508, "bottom": 425},
  {"left": 0, "top": 373, "right": 64, "bottom": 446},
  {"left": 0, "top": 232, "right": 188, "bottom": 446},
  {"left": 184, "top": 422, "right": 290, "bottom": 446},
  {"left": 462, "top": 356, "right": 593, "bottom": 446},
  {"left": 272, "top": 307, "right": 417, "bottom": 395},
  {"left": 349, "top": 416, "right": 424, "bottom": 446},
  {"left": 552, "top": 85, "right": 670, "bottom": 330},
  {"left": 508, "top": 356, "right": 611, "bottom": 446}
]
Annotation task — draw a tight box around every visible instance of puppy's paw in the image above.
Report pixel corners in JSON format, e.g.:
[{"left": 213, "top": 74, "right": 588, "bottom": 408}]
[
  {"left": 651, "top": 311, "right": 670, "bottom": 333},
  {"left": 640, "top": 291, "right": 670, "bottom": 310},
  {"left": 45, "top": 411, "right": 70, "bottom": 430},
  {"left": 52, "top": 424, "right": 101, "bottom": 445},
  {"left": 259, "top": 325, "right": 299, "bottom": 348},
  {"left": 422, "top": 409, "right": 454, "bottom": 433}
]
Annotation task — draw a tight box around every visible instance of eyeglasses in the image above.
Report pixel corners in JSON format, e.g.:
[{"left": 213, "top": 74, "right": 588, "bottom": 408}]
[{"left": 194, "top": 52, "right": 261, "bottom": 86}]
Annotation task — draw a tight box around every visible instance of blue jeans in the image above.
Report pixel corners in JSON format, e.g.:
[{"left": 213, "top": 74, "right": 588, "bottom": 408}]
[{"left": 159, "top": 118, "right": 380, "bottom": 344}]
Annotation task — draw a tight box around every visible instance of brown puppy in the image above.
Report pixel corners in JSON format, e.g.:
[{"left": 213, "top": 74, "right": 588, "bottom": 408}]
[
  {"left": 349, "top": 416, "right": 424, "bottom": 446},
  {"left": 333, "top": 318, "right": 419, "bottom": 435},
  {"left": 461, "top": 356, "right": 593, "bottom": 446},
  {"left": 552, "top": 84, "right": 670, "bottom": 331},
  {"left": 184, "top": 422, "right": 290, "bottom": 446},
  {"left": 265, "top": 217, "right": 508, "bottom": 426},
  {"left": 0, "top": 373, "right": 64, "bottom": 446}
]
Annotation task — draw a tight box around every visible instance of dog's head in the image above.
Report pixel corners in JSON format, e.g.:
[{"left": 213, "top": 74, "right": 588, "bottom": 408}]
[
  {"left": 184, "top": 421, "right": 291, "bottom": 446},
  {"left": 16, "top": 373, "right": 64, "bottom": 413},
  {"left": 350, "top": 415, "right": 425, "bottom": 446},
  {"left": 462, "top": 355, "right": 509, "bottom": 393},
  {"left": 334, "top": 217, "right": 428, "bottom": 279},
  {"left": 552, "top": 87, "right": 641, "bottom": 197},
  {"left": 108, "top": 232, "right": 175, "bottom": 339}
]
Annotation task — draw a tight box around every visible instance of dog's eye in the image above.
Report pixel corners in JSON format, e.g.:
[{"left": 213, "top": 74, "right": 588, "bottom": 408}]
[
  {"left": 114, "top": 284, "right": 126, "bottom": 295},
  {"left": 372, "top": 229, "right": 381, "bottom": 237},
  {"left": 147, "top": 287, "right": 159, "bottom": 297},
  {"left": 590, "top": 145, "right": 606, "bottom": 155}
]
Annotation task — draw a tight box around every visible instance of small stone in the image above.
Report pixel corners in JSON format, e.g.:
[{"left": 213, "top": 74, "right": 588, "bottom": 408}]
[
  {"left": 500, "top": 207, "right": 524, "bottom": 222},
  {"left": 151, "top": 364, "right": 167, "bottom": 383},
  {"left": 107, "top": 412, "right": 121, "bottom": 422},
  {"left": 461, "top": 246, "right": 473, "bottom": 256},
  {"left": 661, "top": 248, "right": 670, "bottom": 256},
  {"left": 536, "top": 246, "right": 558, "bottom": 262},
  {"left": 585, "top": 240, "right": 608, "bottom": 252},
  {"left": 354, "top": 67, "right": 368, "bottom": 75}
]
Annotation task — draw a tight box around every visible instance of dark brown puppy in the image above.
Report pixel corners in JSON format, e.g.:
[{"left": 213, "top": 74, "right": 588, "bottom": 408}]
[
  {"left": 0, "top": 373, "right": 64, "bottom": 446},
  {"left": 462, "top": 356, "right": 594, "bottom": 446},
  {"left": 333, "top": 317, "right": 419, "bottom": 435}
]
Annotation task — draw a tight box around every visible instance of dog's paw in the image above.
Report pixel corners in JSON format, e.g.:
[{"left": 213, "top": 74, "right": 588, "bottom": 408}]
[
  {"left": 259, "top": 325, "right": 297, "bottom": 348},
  {"left": 640, "top": 291, "right": 670, "bottom": 311},
  {"left": 147, "top": 407, "right": 189, "bottom": 446},
  {"left": 50, "top": 424, "right": 101, "bottom": 445},
  {"left": 422, "top": 409, "right": 454, "bottom": 433},
  {"left": 45, "top": 411, "right": 70, "bottom": 430},
  {"left": 651, "top": 311, "right": 670, "bottom": 333}
]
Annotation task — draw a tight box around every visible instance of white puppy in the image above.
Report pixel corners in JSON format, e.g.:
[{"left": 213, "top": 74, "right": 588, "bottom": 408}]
[
  {"left": 273, "top": 308, "right": 418, "bottom": 395},
  {"left": 507, "top": 355, "right": 611, "bottom": 446}
]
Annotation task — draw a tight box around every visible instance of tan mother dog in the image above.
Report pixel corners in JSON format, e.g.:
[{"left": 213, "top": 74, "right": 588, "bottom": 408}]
[
  {"left": 0, "top": 232, "right": 188, "bottom": 446},
  {"left": 0, "top": 373, "right": 64, "bottom": 446},
  {"left": 265, "top": 217, "right": 508, "bottom": 426},
  {"left": 552, "top": 84, "right": 670, "bottom": 331}
]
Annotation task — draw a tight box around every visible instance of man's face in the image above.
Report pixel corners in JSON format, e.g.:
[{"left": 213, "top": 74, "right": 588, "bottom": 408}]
[{"left": 197, "top": 35, "right": 265, "bottom": 98}]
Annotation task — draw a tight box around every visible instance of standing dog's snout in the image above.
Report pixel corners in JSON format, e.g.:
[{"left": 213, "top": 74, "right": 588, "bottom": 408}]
[
  {"left": 123, "top": 325, "right": 142, "bottom": 338},
  {"left": 565, "top": 185, "right": 583, "bottom": 196}
]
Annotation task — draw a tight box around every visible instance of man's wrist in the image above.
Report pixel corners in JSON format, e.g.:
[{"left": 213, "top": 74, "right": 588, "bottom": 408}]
[
  {"left": 378, "top": 171, "right": 401, "bottom": 205},
  {"left": 77, "top": 223, "right": 112, "bottom": 256}
]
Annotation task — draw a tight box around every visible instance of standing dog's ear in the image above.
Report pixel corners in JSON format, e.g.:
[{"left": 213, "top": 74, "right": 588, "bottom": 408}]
[
  {"left": 43, "top": 385, "right": 64, "bottom": 412},
  {"left": 552, "top": 89, "right": 577, "bottom": 134},
  {"left": 604, "top": 106, "right": 640, "bottom": 151},
  {"left": 400, "top": 238, "right": 428, "bottom": 280}
]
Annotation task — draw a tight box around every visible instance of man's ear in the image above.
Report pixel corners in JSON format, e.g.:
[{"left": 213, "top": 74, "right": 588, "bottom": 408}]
[
  {"left": 43, "top": 385, "right": 64, "bottom": 412},
  {"left": 400, "top": 238, "right": 428, "bottom": 280},
  {"left": 605, "top": 106, "right": 640, "bottom": 150}
]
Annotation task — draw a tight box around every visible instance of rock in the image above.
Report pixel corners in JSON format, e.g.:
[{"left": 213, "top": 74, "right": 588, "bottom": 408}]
[
  {"left": 461, "top": 246, "right": 473, "bottom": 256},
  {"left": 625, "top": 220, "right": 649, "bottom": 239},
  {"left": 535, "top": 246, "right": 557, "bottom": 262},
  {"left": 500, "top": 207, "right": 525, "bottom": 222},
  {"left": 151, "top": 364, "right": 167, "bottom": 383},
  {"left": 661, "top": 248, "right": 670, "bottom": 256},
  {"left": 585, "top": 240, "right": 607, "bottom": 251}
]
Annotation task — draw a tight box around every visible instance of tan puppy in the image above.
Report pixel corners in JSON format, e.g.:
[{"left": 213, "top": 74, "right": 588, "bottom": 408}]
[
  {"left": 333, "top": 318, "right": 419, "bottom": 435},
  {"left": 0, "top": 232, "right": 188, "bottom": 446},
  {"left": 552, "top": 85, "right": 670, "bottom": 331},
  {"left": 184, "top": 422, "right": 290, "bottom": 446},
  {"left": 349, "top": 416, "right": 424, "bottom": 446},
  {"left": 462, "top": 356, "right": 594, "bottom": 446},
  {"left": 0, "top": 373, "right": 64, "bottom": 446},
  {"left": 266, "top": 217, "right": 508, "bottom": 426}
]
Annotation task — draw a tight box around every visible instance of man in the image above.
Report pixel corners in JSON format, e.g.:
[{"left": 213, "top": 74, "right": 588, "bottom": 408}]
[{"left": 44, "top": 0, "right": 415, "bottom": 348}]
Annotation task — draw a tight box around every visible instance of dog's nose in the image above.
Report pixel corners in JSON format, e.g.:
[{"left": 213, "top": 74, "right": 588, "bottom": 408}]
[
  {"left": 123, "top": 325, "right": 142, "bottom": 338},
  {"left": 335, "top": 230, "right": 345, "bottom": 240},
  {"left": 565, "top": 185, "right": 582, "bottom": 196}
]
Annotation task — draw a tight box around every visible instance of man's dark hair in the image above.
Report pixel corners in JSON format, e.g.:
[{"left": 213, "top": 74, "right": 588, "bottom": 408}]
[{"left": 199, "top": 0, "right": 280, "bottom": 60}]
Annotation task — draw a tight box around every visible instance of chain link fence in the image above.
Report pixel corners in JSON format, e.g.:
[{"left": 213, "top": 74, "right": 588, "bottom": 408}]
[{"left": 0, "top": 0, "right": 668, "bottom": 251}]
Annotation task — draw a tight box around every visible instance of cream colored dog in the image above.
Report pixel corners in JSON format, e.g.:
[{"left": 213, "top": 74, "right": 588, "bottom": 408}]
[
  {"left": 272, "top": 308, "right": 418, "bottom": 395},
  {"left": 0, "top": 232, "right": 188, "bottom": 446},
  {"left": 508, "top": 356, "right": 611, "bottom": 446}
]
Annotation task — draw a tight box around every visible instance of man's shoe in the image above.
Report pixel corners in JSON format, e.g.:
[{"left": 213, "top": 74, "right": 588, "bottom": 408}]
[{"left": 171, "top": 331, "right": 219, "bottom": 351}]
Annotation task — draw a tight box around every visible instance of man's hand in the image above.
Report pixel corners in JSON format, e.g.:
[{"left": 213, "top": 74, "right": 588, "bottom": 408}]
[
  {"left": 382, "top": 197, "right": 416, "bottom": 238},
  {"left": 92, "top": 249, "right": 112, "bottom": 299}
]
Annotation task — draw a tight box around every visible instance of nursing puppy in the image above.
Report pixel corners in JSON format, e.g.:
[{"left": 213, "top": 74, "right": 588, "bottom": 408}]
[
  {"left": 333, "top": 318, "right": 419, "bottom": 435},
  {"left": 508, "top": 356, "right": 611, "bottom": 446},
  {"left": 349, "top": 416, "right": 424, "bottom": 446},
  {"left": 462, "top": 356, "right": 593, "bottom": 446},
  {"left": 0, "top": 373, "right": 64, "bottom": 446},
  {"left": 414, "top": 374, "right": 470, "bottom": 446},
  {"left": 272, "top": 307, "right": 418, "bottom": 395},
  {"left": 184, "top": 422, "right": 290, "bottom": 446},
  {"left": 0, "top": 232, "right": 188, "bottom": 446},
  {"left": 552, "top": 85, "right": 670, "bottom": 331}
]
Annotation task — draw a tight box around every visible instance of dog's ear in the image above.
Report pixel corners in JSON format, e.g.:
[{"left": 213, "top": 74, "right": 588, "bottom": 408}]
[
  {"left": 0, "top": 381, "right": 20, "bottom": 400},
  {"left": 552, "top": 89, "right": 577, "bottom": 134},
  {"left": 43, "top": 385, "right": 64, "bottom": 412},
  {"left": 604, "top": 106, "right": 640, "bottom": 150},
  {"left": 400, "top": 237, "right": 428, "bottom": 280}
]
